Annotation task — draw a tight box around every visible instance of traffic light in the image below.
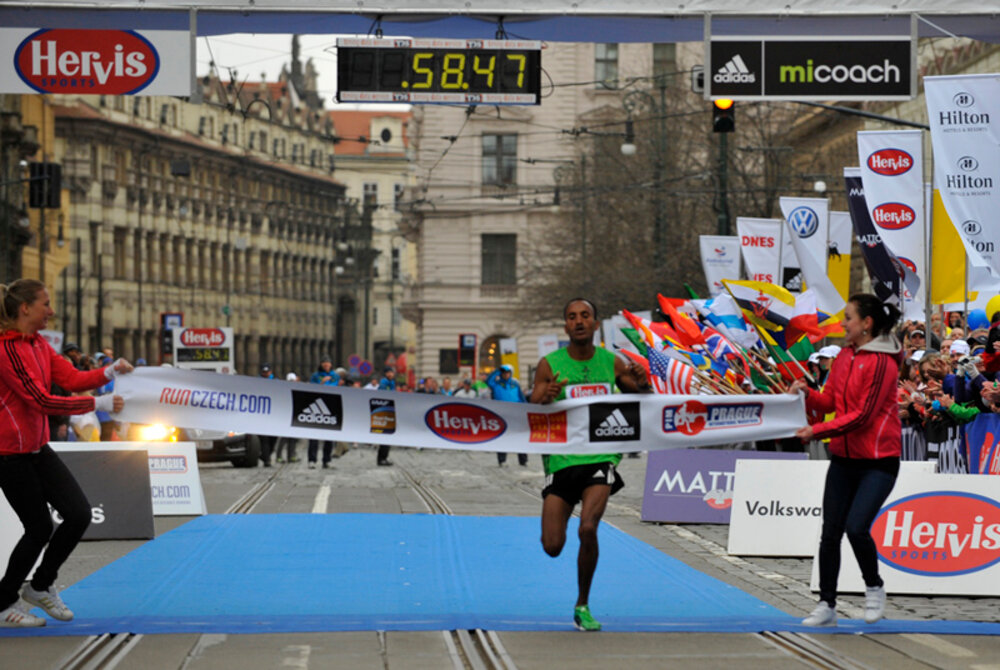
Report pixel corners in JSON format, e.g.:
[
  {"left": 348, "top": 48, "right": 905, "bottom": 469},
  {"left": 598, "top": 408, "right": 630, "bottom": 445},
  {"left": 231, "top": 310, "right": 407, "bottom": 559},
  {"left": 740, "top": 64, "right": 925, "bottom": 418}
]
[{"left": 712, "top": 99, "right": 735, "bottom": 133}]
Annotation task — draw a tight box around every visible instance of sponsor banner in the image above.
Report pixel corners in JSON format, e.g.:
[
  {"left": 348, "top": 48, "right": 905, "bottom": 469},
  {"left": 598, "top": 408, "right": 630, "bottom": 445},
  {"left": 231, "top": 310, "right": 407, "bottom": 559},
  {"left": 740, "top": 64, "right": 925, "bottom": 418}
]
[
  {"left": 811, "top": 472, "right": 1000, "bottom": 595},
  {"left": 499, "top": 337, "right": 520, "bottom": 377},
  {"left": 965, "top": 413, "right": 1000, "bottom": 475},
  {"left": 708, "top": 37, "right": 913, "bottom": 100},
  {"left": 779, "top": 197, "right": 845, "bottom": 315},
  {"left": 925, "top": 74, "right": 1000, "bottom": 279},
  {"left": 857, "top": 130, "right": 926, "bottom": 318},
  {"left": 537, "top": 334, "right": 561, "bottom": 358},
  {"left": 51, "top": 441, "right": 207, "bottom": 516},
  {"left": 115, "top": 367, "right": 807, "bottom": 454},
  {"left": 172, "top": 326, "right": 234, "bottom": 374},
  {"left": 641, "top": 450, "right": 806, "bottom": 524},
  {"left": 0, "top": 28, "right": 190, "bottom": 96},
  {"left": 844, "top": 167, "right": 920, "bottom": 311},
  {"left": 827, "top": 211, "right": 853, "bottom": 303},
  {"left": 737, "top": 217, "right": 799, "bottom": 291},
  {"left": 699, "top": 235, "right": 741, "bottom": 297},
  {"left": 729, "top": 460, "right": 934, "bottom": 557}
]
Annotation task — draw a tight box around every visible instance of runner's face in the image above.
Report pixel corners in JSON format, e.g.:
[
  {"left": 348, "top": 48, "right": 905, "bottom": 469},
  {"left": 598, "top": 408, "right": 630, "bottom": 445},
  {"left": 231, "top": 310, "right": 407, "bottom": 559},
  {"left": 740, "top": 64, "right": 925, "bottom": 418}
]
[{"left": 564, "top": 301, "right": 597, "bottom": 344}]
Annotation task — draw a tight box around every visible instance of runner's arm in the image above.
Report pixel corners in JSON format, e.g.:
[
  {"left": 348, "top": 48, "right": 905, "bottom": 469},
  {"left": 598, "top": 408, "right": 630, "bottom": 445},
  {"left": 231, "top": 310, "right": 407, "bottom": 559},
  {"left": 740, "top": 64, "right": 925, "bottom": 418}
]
[
  {"left": 614, "top": 355, "right": 651, "bottom": 393},
  {"left": 529, "top": 357, "right": 564, "bottom": 404}
]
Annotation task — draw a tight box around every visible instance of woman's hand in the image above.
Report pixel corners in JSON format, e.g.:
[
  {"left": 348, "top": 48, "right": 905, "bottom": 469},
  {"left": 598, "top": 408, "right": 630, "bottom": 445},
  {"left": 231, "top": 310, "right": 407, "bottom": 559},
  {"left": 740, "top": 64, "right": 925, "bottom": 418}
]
[
  {"left": 788, "top": 380, "right": 809, "bottom": 395},
  {"left": 795, "top": 425, "right": 814, "bottom": 441},
  {"left": 112, "top": 395, "right": 124, "bottom": 413}
]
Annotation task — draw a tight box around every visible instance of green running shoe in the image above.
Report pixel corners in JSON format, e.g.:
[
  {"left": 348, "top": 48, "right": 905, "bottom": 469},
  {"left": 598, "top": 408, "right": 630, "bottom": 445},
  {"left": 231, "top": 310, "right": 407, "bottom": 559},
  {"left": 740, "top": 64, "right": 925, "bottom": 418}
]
[{"left": 573, "top": 605, "right": 601, "bottom": 631}]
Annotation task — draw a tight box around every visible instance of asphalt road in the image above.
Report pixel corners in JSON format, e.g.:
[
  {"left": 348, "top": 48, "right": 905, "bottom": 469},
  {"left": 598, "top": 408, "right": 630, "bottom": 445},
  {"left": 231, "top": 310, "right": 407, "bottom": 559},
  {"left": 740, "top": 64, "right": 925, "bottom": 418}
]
[{"left": 2, "top": 445, "right": 999, "bottom": 669}]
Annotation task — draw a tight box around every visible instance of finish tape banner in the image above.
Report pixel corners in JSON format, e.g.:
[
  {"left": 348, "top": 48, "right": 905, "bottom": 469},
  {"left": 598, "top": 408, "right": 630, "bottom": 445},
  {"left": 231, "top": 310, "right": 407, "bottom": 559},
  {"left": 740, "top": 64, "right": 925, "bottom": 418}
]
[{"left": 115, "top": 368, "right": 806, "bottom": 454}]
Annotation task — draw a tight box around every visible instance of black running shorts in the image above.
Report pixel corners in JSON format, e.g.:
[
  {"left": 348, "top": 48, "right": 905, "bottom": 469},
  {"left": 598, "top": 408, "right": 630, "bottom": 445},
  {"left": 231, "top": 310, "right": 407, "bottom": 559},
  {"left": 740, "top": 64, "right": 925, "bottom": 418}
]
[{"left": 541, "top": 462, "right": 625, "bottom": 506}]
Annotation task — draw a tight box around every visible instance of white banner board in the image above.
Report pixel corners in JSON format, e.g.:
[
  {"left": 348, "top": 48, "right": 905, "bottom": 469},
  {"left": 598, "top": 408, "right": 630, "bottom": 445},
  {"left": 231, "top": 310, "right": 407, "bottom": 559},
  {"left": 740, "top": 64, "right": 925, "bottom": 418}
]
[
  {"left": 51, "top": 441, "right": 206, "bottom": 516},
  {"left": 728, "top": 459, "right": 935, "bottom": 557},
  {"left": 699, "top": 235, "right": 741, "bottom": 297},
  {"left": 0, "top": 28, "right": 191, "bottom": 96},
  {"left": 115, "top": 367, "right": 807, "bottom": 454},
  {"left": 811, "top": 472, "right": 1000, "bottom": 596}
]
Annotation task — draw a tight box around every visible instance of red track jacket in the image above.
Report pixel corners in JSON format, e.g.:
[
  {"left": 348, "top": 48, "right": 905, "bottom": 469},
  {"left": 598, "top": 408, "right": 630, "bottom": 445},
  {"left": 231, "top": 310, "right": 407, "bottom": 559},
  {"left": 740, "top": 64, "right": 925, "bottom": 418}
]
[
  {"left": 0, "top": 330, "right": 109, "bottom": 455},
  {"left": 804, "top": 334, "right": 903, "bottom": 460}
]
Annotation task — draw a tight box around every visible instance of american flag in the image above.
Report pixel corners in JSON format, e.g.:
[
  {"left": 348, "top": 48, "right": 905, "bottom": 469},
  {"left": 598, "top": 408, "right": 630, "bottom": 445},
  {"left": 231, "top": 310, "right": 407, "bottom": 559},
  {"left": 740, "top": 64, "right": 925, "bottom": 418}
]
[{"left": 647, "top": 345, "right": 694, "bottom": 394}]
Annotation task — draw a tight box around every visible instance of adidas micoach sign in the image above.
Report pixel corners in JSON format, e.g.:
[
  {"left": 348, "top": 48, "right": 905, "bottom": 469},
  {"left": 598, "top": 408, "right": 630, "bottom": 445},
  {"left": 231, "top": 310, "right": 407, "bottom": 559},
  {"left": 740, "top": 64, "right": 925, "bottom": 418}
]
[
  {"left": 707, "top": 36, "right": 914, "bottom": 101},
  {"left": 589, "top": 402, "right": 641, "bottom": 442},
  {"left": 291, "top": 390, "right": 343, "bottom": 430}
]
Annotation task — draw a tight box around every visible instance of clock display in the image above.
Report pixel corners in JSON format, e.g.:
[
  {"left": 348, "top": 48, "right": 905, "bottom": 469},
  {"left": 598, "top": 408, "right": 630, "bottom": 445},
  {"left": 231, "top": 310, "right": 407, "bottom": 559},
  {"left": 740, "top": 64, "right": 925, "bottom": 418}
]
[{"left": 337, "top": 38, "right": 542, "bottom": 105}]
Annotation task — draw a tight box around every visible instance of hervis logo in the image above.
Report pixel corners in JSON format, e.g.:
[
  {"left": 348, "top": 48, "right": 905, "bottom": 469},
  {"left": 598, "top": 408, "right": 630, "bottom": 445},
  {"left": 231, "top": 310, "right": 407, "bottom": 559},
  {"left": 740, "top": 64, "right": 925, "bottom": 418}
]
[
  {"left": 426, "top": 403, "right": 506, "bottom": 444},
  {"left": 896, "top": 256, "right": 918, "bottom": 274},
  {"left": 867, "top": 148, "right": 913, "bottom": 176},
  {"left": 787, "top": 206, "right": 819, "bottom": 239},
  {"left": 179, "top": 328, "right": 225, "bottom": 347},
  {"left": 872, "top": 492, "right": 1000, "bottom": 576},
  {"left": 15, "top": 29, "right": 160, "bottom": 95},
  {"left": 872, "top": 202, "right": 915, "bottom": 230}
]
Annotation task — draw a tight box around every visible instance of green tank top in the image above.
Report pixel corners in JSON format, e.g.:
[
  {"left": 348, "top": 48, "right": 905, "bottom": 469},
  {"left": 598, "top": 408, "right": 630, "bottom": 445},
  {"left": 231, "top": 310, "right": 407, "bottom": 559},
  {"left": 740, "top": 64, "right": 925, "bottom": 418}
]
[{"left": 542, "top": 346, "right": 622, "bottom": 475}]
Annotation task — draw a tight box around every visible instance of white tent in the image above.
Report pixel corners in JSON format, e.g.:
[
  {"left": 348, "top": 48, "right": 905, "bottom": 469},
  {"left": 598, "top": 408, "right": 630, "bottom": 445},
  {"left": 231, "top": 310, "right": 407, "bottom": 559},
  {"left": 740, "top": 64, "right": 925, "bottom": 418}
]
[{"left": 1, "top": 1, "right": 998, "bottom": 43}]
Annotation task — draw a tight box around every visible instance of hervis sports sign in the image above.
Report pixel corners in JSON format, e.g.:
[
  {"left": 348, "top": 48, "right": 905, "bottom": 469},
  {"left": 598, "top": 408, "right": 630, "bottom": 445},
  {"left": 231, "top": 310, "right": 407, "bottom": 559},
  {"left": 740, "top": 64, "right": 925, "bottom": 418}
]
[
  {"left": 811, "top": 472, "right": 1000, "bottom": 595},
  {"left": 0, "top": 28, "right": 190, "bottom": 96}
]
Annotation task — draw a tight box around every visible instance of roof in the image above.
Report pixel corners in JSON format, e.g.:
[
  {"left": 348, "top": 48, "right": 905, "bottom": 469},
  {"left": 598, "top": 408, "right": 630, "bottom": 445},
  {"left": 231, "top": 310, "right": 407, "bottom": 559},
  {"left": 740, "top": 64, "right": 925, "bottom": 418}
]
[{"left": 327, "top": 111, "right": 410, "bottom": 157}]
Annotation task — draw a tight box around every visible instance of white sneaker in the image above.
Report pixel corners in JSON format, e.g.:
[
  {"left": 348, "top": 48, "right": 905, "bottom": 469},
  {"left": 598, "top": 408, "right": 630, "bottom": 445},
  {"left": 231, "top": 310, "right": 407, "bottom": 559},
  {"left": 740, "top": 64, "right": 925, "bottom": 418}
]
[
  {"left": 802, "top": 602, "right": 837, "bottom": 626},
  {"left": 0, "top": 599, "right": 46, "bottom": 627},
  {"left": 22, "top": 585, "right": 73, "bottom": 621},
  {"left": 864, "top": 585, "right": 886, "bottom": 623}
]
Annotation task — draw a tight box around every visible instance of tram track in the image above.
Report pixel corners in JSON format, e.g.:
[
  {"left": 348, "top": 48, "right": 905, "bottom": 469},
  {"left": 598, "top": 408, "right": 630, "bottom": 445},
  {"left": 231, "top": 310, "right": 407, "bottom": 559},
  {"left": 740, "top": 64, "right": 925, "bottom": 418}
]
[{"left": 396, "top": 464, "right": 518, "bottom": 670}]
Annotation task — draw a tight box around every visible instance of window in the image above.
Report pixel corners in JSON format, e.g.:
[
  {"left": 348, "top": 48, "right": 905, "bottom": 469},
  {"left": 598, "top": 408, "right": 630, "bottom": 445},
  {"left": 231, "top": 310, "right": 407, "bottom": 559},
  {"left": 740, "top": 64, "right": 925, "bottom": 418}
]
[
  {"left": 89, "top": 222, "right": 101, "bottom": 275},
  {"left": 173, "top": 237, "right": 183, "bottom": 285},
  {"left": 481, "top": 234, "right": 516, "bottom": 285},
  {"left": 653, "top": 43, "right": 677, "bottom": 87},
  {"left": 394, "top": 183, "right": 405, "bottom": 210},
  {"left": 113, "top": 228, "right": 126, "bottom": 278},
  {"left": 594, "top": 43, "right": 619, "bottom": 89},
  {"left": 391, "top": 247, "right": 400, "bottom": 281},
  {"left": 186, "top": 240, "right": 195, "bottom": 286},
  {"left": 133, "top": 229, "right": 142, "bottom": 281},
  {"left": 363, "top": 182, "right": 378, "bottom": 211},
  {"left": 482, "top": 134, "right": 517, "bottom": 186}
]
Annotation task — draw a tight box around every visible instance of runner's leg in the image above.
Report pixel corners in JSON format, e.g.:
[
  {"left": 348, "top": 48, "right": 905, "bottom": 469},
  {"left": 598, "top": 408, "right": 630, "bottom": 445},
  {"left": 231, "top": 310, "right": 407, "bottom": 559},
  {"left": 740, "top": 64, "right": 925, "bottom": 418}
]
[
  {"left": 575, "top": 482, "right": 611, "bottom": 607},
  {"left": 540, "top": 494, "right": 573, "bottom": 558}
]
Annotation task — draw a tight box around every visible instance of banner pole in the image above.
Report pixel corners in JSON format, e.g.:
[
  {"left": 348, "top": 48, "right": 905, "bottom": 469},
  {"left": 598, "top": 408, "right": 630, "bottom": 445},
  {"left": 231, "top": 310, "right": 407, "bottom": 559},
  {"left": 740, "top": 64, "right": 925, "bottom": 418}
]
[{"left": 924, "top": 135, "right": 933, "bottom": 352}]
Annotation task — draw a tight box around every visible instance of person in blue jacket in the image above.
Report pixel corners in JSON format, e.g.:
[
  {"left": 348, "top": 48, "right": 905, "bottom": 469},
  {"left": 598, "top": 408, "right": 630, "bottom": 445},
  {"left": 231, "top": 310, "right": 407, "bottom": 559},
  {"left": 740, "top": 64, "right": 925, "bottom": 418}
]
[
  {"left": 307, "top": 356, "right": 340, "bottom": 468},
  {"left": 487, "top": 364, "right": 528, "bottom": 466}
]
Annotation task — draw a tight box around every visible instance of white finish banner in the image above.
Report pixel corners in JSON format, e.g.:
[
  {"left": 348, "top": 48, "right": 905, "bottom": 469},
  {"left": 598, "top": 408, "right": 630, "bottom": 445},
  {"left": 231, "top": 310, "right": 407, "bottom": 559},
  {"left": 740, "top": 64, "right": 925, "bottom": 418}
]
[
  {"left": 812, "top": 472, "right": 1000, "bottom": 595},
  {"left": 0, "top": 28, "right": 191, "bottom": 96},
  {"left": 925, "top": 74, "right": 1000, "bottom": 279},
  {"left": 51, "top": 441, "right": 207, "bottom": 516},
  {"left": 115, "top": 367, "right": 807, "bottom": 454},
  {"left": 779, "top": 197, "right": 845, "bottom": 315},
  {"left": 699, "top": 235, "right": 742, "bottom": 297},
  {"left": 857, "top": 130, "right": 926, "bottom": 318},
  {"left": 728, "top": 460, "right": 935, "bottom": 557}
]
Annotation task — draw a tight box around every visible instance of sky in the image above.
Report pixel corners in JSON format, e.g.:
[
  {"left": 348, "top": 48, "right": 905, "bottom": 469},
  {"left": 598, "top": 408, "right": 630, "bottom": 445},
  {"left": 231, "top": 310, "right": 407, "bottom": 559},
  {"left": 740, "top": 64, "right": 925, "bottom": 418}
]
[{"left": 196, "top": 33, "right": 407, "bottom": 110}]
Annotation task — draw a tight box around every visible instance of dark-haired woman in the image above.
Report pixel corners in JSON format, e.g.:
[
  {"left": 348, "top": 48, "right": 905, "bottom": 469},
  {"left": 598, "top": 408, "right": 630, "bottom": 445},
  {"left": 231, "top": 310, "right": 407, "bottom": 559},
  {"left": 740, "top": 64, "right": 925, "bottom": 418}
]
[
  {"left": 0, "top": 279, "right": 132, "bottom": 627},
  {"left": 790, "top": 294, "right": 902, "bottom": 626}
]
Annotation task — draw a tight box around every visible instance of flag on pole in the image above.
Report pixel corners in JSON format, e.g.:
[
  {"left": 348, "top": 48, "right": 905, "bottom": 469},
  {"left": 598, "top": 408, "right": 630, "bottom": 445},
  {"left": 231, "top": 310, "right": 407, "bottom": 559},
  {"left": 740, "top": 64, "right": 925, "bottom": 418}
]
[{"left": 647, "top": 345, "right": 695, "bottom": 394}]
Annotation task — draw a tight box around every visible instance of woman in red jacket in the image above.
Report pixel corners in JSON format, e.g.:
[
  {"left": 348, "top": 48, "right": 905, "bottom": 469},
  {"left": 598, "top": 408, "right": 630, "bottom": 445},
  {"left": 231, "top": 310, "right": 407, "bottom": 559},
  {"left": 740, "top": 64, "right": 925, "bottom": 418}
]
[
  {"left": 790, "top": 293, "right": 902, "bottom": 627},
  {"left": 0, "top": 279, "right": 132, "bottom": 627}
]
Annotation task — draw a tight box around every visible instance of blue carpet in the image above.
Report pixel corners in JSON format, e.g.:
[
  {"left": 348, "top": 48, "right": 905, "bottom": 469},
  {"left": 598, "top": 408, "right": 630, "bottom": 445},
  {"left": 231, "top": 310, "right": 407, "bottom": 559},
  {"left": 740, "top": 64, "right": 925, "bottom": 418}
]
[{"left": 2, "top": 514, "right": 999, "bottom": 637}]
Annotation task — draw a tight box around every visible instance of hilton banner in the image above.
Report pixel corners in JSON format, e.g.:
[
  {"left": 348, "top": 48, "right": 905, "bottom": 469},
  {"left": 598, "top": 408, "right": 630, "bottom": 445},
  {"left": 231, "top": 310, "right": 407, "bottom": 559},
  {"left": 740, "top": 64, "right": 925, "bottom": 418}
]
[
  {"left": 115, "top": 367, "right": 807, "bottom": 454},
  {"left": 925, "top": 74, "right": 1000, "bottom": 281}
]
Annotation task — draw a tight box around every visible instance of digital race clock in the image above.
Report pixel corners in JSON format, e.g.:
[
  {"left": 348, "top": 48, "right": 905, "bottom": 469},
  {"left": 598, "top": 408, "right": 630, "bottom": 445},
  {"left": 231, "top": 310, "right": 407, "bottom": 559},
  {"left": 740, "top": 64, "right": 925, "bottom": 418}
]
[{"left": 336, "top": 38, "right": 542, "bottom": 105}]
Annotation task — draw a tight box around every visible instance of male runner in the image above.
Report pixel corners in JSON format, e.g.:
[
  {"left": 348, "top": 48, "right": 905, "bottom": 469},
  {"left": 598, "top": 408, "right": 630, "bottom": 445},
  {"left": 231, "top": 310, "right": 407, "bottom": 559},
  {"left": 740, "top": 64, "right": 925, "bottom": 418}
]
[{"left": 529, "top": 298, "right": 649, "bottom": 631}]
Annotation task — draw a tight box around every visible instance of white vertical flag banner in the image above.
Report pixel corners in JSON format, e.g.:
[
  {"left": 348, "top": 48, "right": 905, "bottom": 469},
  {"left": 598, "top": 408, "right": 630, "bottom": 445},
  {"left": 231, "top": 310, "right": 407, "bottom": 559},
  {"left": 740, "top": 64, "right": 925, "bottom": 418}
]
[
  {"left": 828, "top": 211, "right": 854, "bottom": 301},
  {"left": 857, "top": 130, "right": 926, "bottom": 318},
  {"left": 737, "top": 217, "right": 781, "bottom": 285},
  {"left": 925, "top": 74, "right": 1000, "bottom": 279},
  {"left": 779, "top": 197, "right": 845, "bottom": 316},
  {"left": 699, "top": 235, "right": 741, "bottom": 297}
]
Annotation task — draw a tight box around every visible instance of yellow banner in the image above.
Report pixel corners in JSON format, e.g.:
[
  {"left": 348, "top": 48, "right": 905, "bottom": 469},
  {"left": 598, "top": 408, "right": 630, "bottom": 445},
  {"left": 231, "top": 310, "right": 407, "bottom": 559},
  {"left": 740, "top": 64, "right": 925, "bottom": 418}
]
[{"left": 931, "top": 189, "right": 972, "bottom": 305}]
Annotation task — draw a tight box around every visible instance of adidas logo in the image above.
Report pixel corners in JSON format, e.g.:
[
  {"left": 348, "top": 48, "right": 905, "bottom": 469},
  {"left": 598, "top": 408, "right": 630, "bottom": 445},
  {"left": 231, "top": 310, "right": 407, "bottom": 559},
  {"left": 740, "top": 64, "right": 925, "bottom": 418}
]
[
  {"left": 713, "top": 55, "right": 756, "bottom": 84},
  {"left": 298, "top": 398, "right": 339, "bottom": 426},
  {"left": 595, "top": 409, "right": 635, "bottom": 438}
]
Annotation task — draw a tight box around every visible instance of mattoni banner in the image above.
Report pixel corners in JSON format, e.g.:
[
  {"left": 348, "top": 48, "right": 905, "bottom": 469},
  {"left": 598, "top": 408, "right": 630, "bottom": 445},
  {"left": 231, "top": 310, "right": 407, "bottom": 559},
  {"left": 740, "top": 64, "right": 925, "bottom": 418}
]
[
  {"left": 641, "top": 450, "right": 805, "bottom": 524},
  {"left": 925, "top": 74, "right": 1000, "bottom": 280},
  {"left": 115, "top": 367, "right": 807, "bottom": 454},
  {"left": 0, "top": 28, "right": 191, "bottom": 96},
  {"left": 857, "top": 130, "right": 926, "bottom": 318},
  {"left": 699, "top": 235, "right": 741, "bottom": 297}
]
